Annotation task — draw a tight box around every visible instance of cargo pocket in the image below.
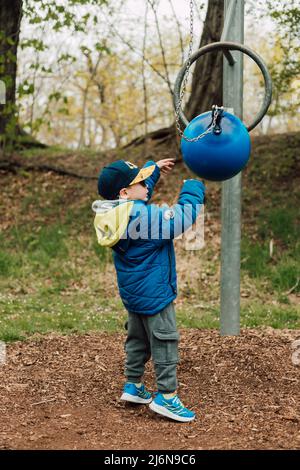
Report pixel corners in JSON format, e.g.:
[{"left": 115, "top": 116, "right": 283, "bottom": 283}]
[{"left": 152, "top": 329, "right": 179, "bottom": 365}]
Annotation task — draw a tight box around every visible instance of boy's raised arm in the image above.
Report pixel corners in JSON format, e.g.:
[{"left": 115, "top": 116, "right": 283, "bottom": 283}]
[
  {"left": 130, "top": 179, "right": 206, "bottom": 244},
  {"left": 142, "top": 160, "right": 160, "bottom": 201},
  {"left": 143, "top": 158, "right": 175, "bottom": 201}
]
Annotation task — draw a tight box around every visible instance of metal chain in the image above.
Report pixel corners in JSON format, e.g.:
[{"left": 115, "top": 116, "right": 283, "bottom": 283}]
[
  {"left": 175, "top": 0, "right": 221, "bottom": 142},
  {"left": 182, "top": 106, "right": 223, "bottom": 142},
  {"left": 175, "top": 0, "right": 194, "bottom": 139}
]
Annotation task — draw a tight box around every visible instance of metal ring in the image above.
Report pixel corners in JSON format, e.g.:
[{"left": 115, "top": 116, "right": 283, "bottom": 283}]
[{"left": 174, "top": 41, "right": 272, "bottom": 132}]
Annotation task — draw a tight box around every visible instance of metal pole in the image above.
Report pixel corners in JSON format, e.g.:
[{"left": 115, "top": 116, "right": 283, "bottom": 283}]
[
  {"left": 220, "top": 0, "right": 244, "bottom": 336},
  {"left": 220, "top": 0, "right": 237, "bottom": 65}
]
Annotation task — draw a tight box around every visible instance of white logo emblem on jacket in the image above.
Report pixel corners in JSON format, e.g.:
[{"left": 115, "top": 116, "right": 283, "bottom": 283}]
[{"left": 163, "top": 209, "right": 175, "bottom": 220}]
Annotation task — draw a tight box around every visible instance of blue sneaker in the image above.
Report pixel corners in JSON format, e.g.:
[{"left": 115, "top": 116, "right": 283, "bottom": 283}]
[
  {"left": 120, "top": 382, "right": 152, "bottom": 404},
  {"left": 149, "top": 393, "right": 195, "bottom": 422}
]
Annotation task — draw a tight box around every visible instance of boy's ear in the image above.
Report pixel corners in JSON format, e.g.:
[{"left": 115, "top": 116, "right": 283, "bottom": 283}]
[{"left": 119, "top": 187, "right": 127, "bottom": 198}]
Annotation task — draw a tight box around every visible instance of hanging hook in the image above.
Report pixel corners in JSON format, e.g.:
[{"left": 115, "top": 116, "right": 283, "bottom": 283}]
[{"left": 207, "top": 105, "right": 224, "bottom": 135}]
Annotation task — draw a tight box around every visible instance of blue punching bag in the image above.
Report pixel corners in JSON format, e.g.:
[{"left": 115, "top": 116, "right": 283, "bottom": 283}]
[{"left": 181, "top": 108, "right": 251, "bottom": 181}]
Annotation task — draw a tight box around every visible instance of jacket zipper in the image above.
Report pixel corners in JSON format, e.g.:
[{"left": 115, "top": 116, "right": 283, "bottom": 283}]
[
  {"left": 168, "top": 244, "right": 177, "bottom": 294},
  {"left": 168, "top": 245, "right": 172, "bottom": 284}
]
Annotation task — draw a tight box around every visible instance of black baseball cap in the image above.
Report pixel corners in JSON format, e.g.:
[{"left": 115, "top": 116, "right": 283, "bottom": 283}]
[{"left": 97, "top": 160, "right": 156, "bottom": 200}]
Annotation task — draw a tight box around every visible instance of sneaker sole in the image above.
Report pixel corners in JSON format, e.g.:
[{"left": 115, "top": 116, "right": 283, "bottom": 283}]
[
  {"left": 149, "top": 401, "right": 195, "bottom": 422},
  {"left": 120, "top": 393, "right": 152, "bottom": 404}
]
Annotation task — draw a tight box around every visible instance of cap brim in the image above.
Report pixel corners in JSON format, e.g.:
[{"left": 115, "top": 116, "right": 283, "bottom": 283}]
[{"left": 129, "top": 165, "right": 156, "bottom": 185}]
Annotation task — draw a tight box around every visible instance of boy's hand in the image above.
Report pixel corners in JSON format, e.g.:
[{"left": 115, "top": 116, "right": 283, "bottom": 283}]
[{"left": 156, "top": 158, "right": 175, "bottom": 174}]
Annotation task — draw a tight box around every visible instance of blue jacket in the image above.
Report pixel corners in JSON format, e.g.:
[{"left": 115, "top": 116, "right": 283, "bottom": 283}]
[{"left": 92, "top": 161, "right": 206, "bottom": 315}]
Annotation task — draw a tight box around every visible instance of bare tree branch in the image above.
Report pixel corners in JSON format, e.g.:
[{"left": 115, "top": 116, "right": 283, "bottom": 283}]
[
  {"left": 148, "top": 0, "right": 173, "bottom": 97},
  {"left": 104, "top": 14, "right": 168, "bottom": 84},
  {"left": 142, "top": 1, "right": 149, "bottom": 137},
  {"left": 168, "top": 0, "right": 184, "bottom": 65},
  {"left": 77, "top": 49, "right": 104, "bottom": 149}
]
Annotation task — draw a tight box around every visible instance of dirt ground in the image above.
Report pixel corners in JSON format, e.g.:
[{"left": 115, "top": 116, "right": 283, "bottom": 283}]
[{"left": 0, "top": 328, "right": 299, "bottom": 450}]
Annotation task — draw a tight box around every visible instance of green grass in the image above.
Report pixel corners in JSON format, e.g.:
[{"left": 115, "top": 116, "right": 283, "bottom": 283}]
[
  {"left": 241, "top": 239, "right": 270, "bottom": 278},
  {"left": 177, "top": 305, "right": 220, "bottom": 329},
  {"left": 0, "top": 213, "right": 298, "bottom": 342},
  {"left": 240, "top": 303, "right": 300, "bottom": 329},
  {"left": 257, "top": 207, "right": 299, "bottom": 246},
  {"left": 241, "top": 206, "right": 300, "bottom": 294},
  {"left": 0, "top": 143, "right": 299, "bottom": 342},
  {"left": 19, "top": 145, "right": 100, "bottom": 160},
  {"left": 0, "top": 251, "right": 21, "bottom": 277},
  {"left": 1, "top": 290, "right": 299, "bottom": 342},
  {"left": 0, "top": 209, "right": 119, "bottom": 341},
  {"left": 241, "top": 241, "right": 299, "bottom": 293},
  {"left": 0, "top": 201, "right": 113, "bottom": 277},
  {"left": 0, "top": 223, "right": 69, "bottom": 276},
  {"left": 0, "top": 292, "right": 127, "bottom": 342},
  {"left": 176, "top": 302, "right": 300, "bottom": 330}
]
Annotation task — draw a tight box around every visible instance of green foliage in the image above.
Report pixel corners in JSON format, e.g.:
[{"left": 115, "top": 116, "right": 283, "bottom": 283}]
[
  {"left": 20, "top": 38, "right": 48, "bottom": 51},
  {"left": 0, "top": 0, "right": 110, "bottom": 150},
  {"left": 23, "top": 0, "right": 109, "bottom": 32},
  {"left": 57, "top": 53, "right": 76, "bottom": 64},
  {"left": 255, "top": 0, "right": 300, "bottom": 118},
  {"left": 49, "top": 91, "right": 63, "bottom": 102},
  {"left": 18, "top": 80, "right": 35, "bottom": 96},
  {"left": 267, "top": 1, "right": 300, "bottom": 37}
]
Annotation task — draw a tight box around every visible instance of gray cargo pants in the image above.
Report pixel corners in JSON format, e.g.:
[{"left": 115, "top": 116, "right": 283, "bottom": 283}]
[{"left": 124, "top": 302, "right": 179, "bottom": 393}]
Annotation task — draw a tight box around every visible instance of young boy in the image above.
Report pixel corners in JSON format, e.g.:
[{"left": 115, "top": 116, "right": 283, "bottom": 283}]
[{"left": 92, "top": 158, "right": 205, "bottom": 422}]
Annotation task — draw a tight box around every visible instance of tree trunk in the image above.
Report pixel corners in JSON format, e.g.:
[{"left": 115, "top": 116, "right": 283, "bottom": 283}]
[
  {"left": 184, "top": 0, "right": 224, "bottom": 120},
  {"left": 0, "top": 0, "right": 23, "bottom": 147}
]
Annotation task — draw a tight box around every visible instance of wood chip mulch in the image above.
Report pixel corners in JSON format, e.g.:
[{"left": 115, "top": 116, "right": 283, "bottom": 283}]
[{"left": 0, "top": 328, "right": 299, "bottom": 450}]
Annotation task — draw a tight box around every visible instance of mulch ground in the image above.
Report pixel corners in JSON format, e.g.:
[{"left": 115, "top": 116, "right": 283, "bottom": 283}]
[{"left": 0, "top": 328, "right": 299, "bottom": 450}]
